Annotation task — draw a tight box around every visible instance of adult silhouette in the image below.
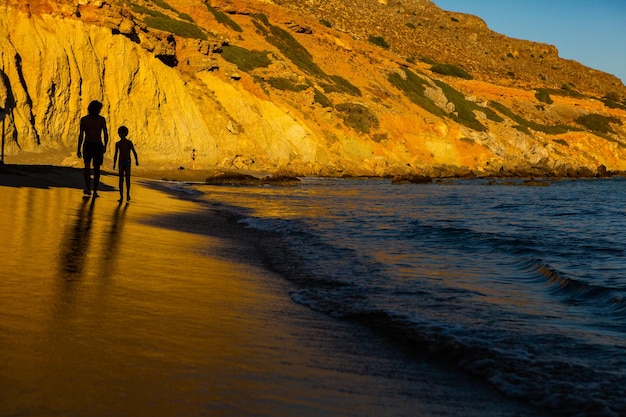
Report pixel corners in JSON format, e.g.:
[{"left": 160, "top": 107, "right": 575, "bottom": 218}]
[{"left": 77, "top": 100, "right": 108, "bottom": 197}]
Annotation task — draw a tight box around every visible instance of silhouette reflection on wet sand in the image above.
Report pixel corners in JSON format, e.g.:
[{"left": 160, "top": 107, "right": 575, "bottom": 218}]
[
  {"left": 58, "top": 197, "right": 96, "bottom": 279},
  {"left": 100, "top": 201, "right": 129, "bottom": 279}
]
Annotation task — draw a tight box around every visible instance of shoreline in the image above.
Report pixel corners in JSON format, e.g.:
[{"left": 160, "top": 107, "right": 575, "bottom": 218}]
[
  {"left": 2, "top": 146, "right": 624, "bottom": 183},
  {"left": 0, "top": 163, "right": 551, "bottom": 416}
]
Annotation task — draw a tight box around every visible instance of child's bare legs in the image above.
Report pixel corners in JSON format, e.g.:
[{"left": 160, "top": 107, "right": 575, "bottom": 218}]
[
  {"left": 118, "top": 167, "right": 125, "bottom": 201},
  {"left": 125, "top": 165, "right": 132, "bottom": 200},
  {"left": 118, "top": 165, "right": 132, "bottom": 201}
]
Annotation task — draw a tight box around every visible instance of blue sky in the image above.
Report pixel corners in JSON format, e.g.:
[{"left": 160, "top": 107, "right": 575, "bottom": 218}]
[{"left": 432, "top": 0, "right": 626, "bottom": 84}]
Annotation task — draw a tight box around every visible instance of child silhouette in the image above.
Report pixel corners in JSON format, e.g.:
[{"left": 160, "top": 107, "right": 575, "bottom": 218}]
[{"left": 112, "top": 126, "right": 139, "bottom": 202}]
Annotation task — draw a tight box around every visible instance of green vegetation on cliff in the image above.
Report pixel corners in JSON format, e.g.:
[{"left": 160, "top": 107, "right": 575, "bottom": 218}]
[
  {"left": 266, "top": 77, "right": 309, "bottom": 92},
  {"left": 252, "top": 14, "right": 360, "bottom": 96},
  {"left": 319, "top": 75, "right": 361, "bottom": 96},
  {"left": 602, "top": 92, "right": 626, "bottom": 110},
  {"left": 221, "top": 45, "right": 272, "bottom": 71},
  {"left": 535, "top": 87, "right": 585, "bottom": 104},
  {"left": 489, "top": 101, "right": 572, "bottom": 135},
  {"left": 262, "top": 16, "right": 326, "bottom": 78},
  {"left": 128, "top": 1, "right": 206, "bottom": 39},
  {"left": 430, "top": 63, "right": 473, "bottom": 80},
  {"left": 204, "top": 3, "right": 243, "bottom": 32},
  {"left": 368, "top": 35, "right": 390, "bottom": 49},
  {"left": 575, "top": 114, "right": 622, "bottom": 134},
  {"left": 143, "top": 15, "right": 207, "bottom": 39},
  {"left": 433, "top": 80, "right": 486, "bottom": 131},
  {"left": 313, "top": 88, "right": 333, "bottom": 108},
  {"left": 336, "top": 103, "right": 379, "bottom": 133},
  {"left": 389, "top": 69, "right": 494, "bottom": 131},
  {"left": 388, "top": 69, "right": 446, "bottom": 118}
]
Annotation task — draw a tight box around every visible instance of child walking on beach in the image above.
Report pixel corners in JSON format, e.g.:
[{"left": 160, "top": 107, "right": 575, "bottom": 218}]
[{"left": 113, "top": 126, "right": 139, "bottom": 202}]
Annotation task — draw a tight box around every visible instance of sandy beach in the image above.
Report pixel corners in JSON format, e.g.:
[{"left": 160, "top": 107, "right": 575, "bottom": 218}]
[{"left": 0, "top": 163, "right": 550, "bottom": 417}]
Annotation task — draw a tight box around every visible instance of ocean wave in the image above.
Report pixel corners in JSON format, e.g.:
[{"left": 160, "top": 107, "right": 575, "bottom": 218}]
[
  {"left": 408, "top": 219, "right": 540, "bottom": 258},
  {"left": 521, "top": 259, "right": 626, "bottom": 318},
  {"left": 283, "top": 240, "right": 626, "bottom": 417},
  {"left": 190, "top": 178, "right": 626, "bottom": 417},
  {"left": 288, "top": 297, "right": 626, "bottom": 417}
]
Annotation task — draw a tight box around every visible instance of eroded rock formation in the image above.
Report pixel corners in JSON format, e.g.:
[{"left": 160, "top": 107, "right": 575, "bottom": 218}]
[{"left": 0, "top": 0, "right": 625, "bottom": 177}]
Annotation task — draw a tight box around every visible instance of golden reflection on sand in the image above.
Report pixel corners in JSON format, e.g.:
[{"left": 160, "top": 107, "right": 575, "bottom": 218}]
[{"left": 0, "top": 183, "right": 314, "bottom": 415}]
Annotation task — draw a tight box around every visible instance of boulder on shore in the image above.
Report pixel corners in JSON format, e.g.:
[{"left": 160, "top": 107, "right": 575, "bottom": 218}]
[
  {"left": 391, "top": 174, "right": 433, "bottom": 184},
  {"left": 205, "top": 171, "right": 300, "bottom": 186}
]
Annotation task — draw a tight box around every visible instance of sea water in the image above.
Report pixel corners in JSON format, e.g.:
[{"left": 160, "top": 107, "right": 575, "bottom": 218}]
[{"left": 192, "top": 177, "right": 626, "bottom": 417}]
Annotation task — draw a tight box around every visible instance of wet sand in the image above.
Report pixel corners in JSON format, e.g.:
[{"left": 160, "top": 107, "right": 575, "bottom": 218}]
[{"left": 0, "top": 164, "right": 550, "bottom": 417}]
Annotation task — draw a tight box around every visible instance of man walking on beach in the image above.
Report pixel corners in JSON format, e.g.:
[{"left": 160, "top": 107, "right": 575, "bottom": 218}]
[
  {"left": 112, "top": 125, "right": 139, "bottom": 202},
  {"left": 77, "top": 100, "right": 108, "bottom": 197}
]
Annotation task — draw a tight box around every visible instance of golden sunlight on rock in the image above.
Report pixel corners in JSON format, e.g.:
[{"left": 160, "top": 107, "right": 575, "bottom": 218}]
[{"left": 0, "top": 0, "right": 625, "bottom": 178}]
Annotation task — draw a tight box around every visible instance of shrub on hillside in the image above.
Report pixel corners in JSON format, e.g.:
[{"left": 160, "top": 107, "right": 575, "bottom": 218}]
[
  {"left": 252, "top": 14, "right": 360, "bottom": 97},
  {"left": 535, "top": 89, "right": 554, "bottom": 104},
  {"left": 313, "top": 88, "right": 333, "bottom": 108},
  {"left": 368, "top": 35, "right": 390, "bottom": 49},
  {"left": 260, "top": 18, "right": 327, "bottom": 78},
  {"left": 602, "top": 92, "right": 626, "bottom": 110},
  {"left": 150, "top": 0, "right": 176, "bottom": 12},
  {"left": 267, "top": 77, "right": 309, "bottom": 92},
  {"left": 430, "top": 63, "right": 473, "bottom": 80},
  {"left": 254, "top": 13, "right": 270, "bottom": 26},
  {"left": 141, "top": 0, "right": 193, "bottom": 22},
  {"left": 204, "top": 3, "right": 243, "bottom": 32},
  {"left": 433, "top": 80, "right": 486, "bottom": 131},
  {"left": 320, "top": 19, "right": 332, "bottom": 28},
  {"left": 605, "top": 91, "right": 620, "bottom": 102},
  {"left": 575, "top": 114, "right": 622, "bottom": 134},
  {"left": 252, "top": 19, "right": 268, "bottom": 35},
  {"left": 320, "top": 75, "right": 361, "bottom": 96},
  {"left": 143, "top": 15, "right": 207, "bottom": 40},
  {"left": 603, "top": 98, "right": 626, "bottom": 110},
  {"left": 489, "top": 101, "right": 572, "bottom": 135},
  {"left": 481, "top": 106, "right": 504, "bottom": 123},
  {"left": 536, "top": 88, "right": 586, "bottom": 107},
  {"left": 177, "top": 12, "right": 194, "bottom": 22},
  {"left": 336, "top": 103, "right": 379, "bottom": 133},
  {"left": 512, "top": 125, "right": 532, "bottom": 135},
  {"left": 221, "top": 45, "right": 272, "bottom": 72},
  {"left": 388, "top": 69, "right": 446, "bottom": 117}
]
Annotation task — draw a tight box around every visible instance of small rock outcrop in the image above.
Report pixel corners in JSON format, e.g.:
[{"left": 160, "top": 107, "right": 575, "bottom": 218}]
[{"left": 391, "top": 174, "right": 433, "bottom": 184}]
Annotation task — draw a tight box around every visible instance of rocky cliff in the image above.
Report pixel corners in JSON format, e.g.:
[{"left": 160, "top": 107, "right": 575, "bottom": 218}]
[{"left": 1, "top": 0, "right": 625, "bottom": 177}]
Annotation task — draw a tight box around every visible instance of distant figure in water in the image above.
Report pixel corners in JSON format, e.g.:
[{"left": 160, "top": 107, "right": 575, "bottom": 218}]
[
  {"left": 77, "top": 100, "right": 109, "bottom": 197},
  {"left": 113, "top": 125, "right": 139, "bottom": 202},
  {"left": 190, "top": 148, "right": 197, "bottom": 170}
]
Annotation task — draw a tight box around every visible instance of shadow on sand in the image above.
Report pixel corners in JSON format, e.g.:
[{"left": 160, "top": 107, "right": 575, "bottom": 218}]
[{"left": 0, "top": 163, "right": 115, "bottom": 191}]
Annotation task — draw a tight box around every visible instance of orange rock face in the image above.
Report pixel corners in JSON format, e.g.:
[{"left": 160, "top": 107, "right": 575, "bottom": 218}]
[{"left": 0, "top": 0, "right": 624, "bottom": 176}]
